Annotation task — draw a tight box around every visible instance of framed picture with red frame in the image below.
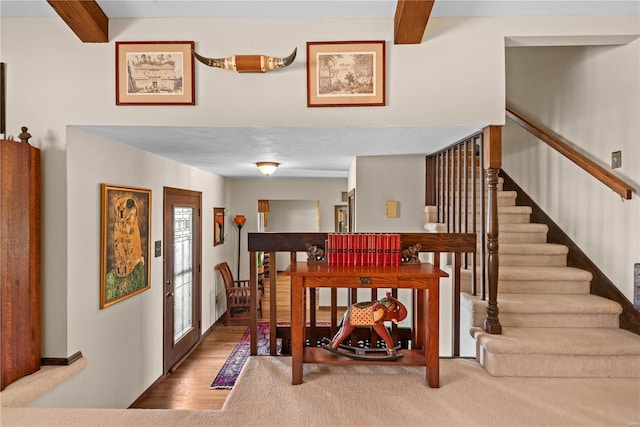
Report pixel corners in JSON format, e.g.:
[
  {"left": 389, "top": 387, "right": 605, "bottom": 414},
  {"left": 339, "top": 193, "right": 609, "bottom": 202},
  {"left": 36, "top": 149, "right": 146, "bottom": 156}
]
[{"left": 116, "top": 41, "right": 195, "bottom": 105}]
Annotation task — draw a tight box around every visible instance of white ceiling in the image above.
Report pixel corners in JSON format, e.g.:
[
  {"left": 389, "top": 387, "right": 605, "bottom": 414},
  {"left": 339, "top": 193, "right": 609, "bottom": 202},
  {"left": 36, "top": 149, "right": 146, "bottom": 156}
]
[
  {"left": 2, "top": 1, "right": 638, "bottom": 178},
  {"left": 3, "top": 1, "right": 638, "bottom": 19}
]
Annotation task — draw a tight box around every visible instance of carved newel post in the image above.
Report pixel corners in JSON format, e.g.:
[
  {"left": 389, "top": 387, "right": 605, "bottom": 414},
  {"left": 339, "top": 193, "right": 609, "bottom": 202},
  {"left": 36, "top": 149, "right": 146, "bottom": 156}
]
[{"left": 483, "top": 126, "right": 502, "bottom": 334}]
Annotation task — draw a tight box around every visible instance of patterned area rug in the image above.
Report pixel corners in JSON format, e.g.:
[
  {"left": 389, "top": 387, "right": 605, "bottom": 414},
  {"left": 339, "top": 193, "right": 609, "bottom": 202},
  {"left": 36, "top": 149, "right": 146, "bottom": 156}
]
[{"left": 209, "top": 322, "right": 272, "bottom": 389}]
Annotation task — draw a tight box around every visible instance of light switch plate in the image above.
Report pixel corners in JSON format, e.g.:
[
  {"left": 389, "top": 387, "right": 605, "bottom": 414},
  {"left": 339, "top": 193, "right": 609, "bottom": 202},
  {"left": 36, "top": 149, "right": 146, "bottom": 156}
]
[
  {"left": 155, "top": 240, "right": 162, "bottom": 257},
  {"left": 386, "top": 200, "right": 398, "bottom": 218},
  {"left": 611, "top": 151, "right": 622, "bottom": 169}
]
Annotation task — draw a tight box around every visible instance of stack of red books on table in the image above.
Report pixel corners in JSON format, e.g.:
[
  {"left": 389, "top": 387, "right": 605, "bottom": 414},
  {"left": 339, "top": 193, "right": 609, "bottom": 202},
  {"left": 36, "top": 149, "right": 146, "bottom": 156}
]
[{"left": 326, "top": 233, "right": 401, "bottom": 266}]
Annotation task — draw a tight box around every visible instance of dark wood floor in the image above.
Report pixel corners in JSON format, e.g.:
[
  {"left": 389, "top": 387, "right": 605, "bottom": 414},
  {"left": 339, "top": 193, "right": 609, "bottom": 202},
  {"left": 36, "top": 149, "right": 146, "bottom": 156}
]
[{"left": 130, "top": 275, "right": 333, "bottom": 410}]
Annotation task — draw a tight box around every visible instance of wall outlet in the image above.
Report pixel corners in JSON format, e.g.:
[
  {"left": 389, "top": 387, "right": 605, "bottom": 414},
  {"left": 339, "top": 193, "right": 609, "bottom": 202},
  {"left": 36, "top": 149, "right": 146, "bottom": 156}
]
[{"left": 611, "top": 151, "right": 622, "bottom": 169}]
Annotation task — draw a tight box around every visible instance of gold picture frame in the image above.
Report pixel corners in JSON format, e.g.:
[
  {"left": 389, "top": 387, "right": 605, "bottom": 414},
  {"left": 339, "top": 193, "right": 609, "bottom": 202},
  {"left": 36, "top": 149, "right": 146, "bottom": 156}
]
[
  {"left": 100, "top": 184, "right": 152, "bottom": 308},
  {"left": 306, "top": 40, "right": 385, "bottom": 107},
  {"left": 116, "top": 41, "right": 195, "bottom": 105}
]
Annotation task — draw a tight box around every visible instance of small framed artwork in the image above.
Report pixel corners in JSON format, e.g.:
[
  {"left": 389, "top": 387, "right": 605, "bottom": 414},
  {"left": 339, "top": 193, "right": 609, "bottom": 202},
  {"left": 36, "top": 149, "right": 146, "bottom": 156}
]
[
  {"left": 116, "top": 41, "right": 195, "bottom": 105},
  {"left": 0, "top": 62, "right": 5, "bottom": 134},
  {"left": 100, "top": 184, "right": 152, "bottom": 309},
  {"left": 334, "top": 205, "right": 348, "bottom": 233},
  {"left": 214, "top": 207, "right": 226, "bottom": 246},
  {"left": 306, "top": 40, "right": 385, "bottom": 107}
]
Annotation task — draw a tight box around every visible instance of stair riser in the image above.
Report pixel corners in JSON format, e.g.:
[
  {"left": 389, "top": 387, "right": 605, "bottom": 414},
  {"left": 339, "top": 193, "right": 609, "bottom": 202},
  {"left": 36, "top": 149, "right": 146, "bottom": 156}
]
[
  {"left": 432, "top": 219, "right": 543, "bottom": 229},
  {"left": 468, "top": 254, "right": 568, "bottom": 267},
  {"left": 425, "top": 231, "right": 547, "bottom": 243},
  {"left": 494, "top": 254, "right": 567, "bottom": 267},
  {"left": 438, "top": 186, "right": 505, "bottom": 196},
  {"left": 455, "top": 213, "right": 531, "bottom": 224},
  {"left": 469, "top": 311, "right": 619, "bottom": 328},
  {"left": 477, "top": 349, "right": 640, "bottom": 377},
  {"left": 438, "top": 174, "right": 497, "bottom": 179},
  {"left": 438, "top": 182, "right": 504, "bottom": 189},
  {"left": 443, "top": 189, "right": 515, "bottom": 197},
  {"left": 495, "top": 232, "right": 547, "bottom": 243},
  {"left": 442, "top": 197, "right": 516, "bottom": 207},
  {"left": 460, "top": 278, "right": 590, "bottom": 294},
  {"left": 432, "top": 218, "right": 533, "bottom": 228}
]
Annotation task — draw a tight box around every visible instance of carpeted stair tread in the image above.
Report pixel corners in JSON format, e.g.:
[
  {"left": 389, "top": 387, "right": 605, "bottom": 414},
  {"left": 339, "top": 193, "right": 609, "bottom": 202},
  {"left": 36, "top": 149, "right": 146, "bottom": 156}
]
[
  {"left": 463, "top": 293, "right": 622, "bottom": 315},
  {"left": 472, "top": 327, "right": 640, "bottom": 356}
]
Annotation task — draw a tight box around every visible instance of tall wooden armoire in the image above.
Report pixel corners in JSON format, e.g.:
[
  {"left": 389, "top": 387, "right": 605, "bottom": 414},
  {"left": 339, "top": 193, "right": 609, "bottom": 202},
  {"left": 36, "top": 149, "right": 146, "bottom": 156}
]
[{"left": 0, "top": 137, "right": 41, "bottom": 390}]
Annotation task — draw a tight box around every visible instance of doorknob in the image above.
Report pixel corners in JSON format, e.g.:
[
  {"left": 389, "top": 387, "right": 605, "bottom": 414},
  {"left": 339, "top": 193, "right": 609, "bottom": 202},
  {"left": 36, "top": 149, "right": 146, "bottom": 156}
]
[{"left": 166, "top": 291, "right": 174, "bottom": 298}]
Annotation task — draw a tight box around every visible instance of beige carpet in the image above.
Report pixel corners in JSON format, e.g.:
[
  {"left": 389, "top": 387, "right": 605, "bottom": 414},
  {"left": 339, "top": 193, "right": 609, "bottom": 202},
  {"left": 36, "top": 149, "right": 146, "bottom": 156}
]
[{"left": 3, "top": 356, "right": 639, "bottom": 426}]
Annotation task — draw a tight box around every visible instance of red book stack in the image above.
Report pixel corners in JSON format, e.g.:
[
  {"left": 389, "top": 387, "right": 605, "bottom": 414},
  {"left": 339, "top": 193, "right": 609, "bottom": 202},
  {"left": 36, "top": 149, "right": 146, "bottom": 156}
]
[{"left": 326, "top": 233, "right": 402, "bottom": 266}]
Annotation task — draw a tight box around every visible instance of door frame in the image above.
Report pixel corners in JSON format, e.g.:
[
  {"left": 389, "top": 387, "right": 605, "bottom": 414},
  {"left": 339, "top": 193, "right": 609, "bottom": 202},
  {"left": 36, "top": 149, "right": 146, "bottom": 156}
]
[
  {"left": 162, "top": 186, "right": 202, "bottom": 375},
  {"left": 347, "top": 188, "right": 355, "bottom": 232}
]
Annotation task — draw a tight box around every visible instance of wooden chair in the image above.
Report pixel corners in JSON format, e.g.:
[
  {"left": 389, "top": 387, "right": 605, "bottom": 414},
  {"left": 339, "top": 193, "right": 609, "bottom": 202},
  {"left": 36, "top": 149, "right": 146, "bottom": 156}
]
[{"left": 215, "top": 261, "right": 262, "bottom": 324}]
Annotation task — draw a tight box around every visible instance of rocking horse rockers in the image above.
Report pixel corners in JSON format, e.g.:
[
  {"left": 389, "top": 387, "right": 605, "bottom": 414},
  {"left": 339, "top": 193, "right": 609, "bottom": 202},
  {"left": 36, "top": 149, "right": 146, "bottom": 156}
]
[{"left": 321, "top": 291, "right": 407, "bottom": 361}]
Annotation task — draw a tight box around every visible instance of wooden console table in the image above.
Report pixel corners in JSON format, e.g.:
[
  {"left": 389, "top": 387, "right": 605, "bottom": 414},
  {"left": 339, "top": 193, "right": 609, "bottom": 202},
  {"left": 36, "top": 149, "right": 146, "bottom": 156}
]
[{"left": 286, "top": 262, "right": 448, "bottom": 388}]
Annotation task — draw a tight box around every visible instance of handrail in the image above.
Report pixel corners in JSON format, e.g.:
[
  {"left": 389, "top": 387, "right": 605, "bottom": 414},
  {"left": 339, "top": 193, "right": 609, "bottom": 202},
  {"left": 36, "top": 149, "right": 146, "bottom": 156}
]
[{"left": 506, "top": 107, "right": 633, "bottom": 200}]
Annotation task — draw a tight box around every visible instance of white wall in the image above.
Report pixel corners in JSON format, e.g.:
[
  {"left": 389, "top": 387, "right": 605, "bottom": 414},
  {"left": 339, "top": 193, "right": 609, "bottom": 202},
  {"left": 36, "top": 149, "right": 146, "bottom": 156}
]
[
  {"left": 30, "top": 128, "right": 229, "bottom": 408},
  {"left": 1, "top": 12, "right": 638, "bottom": 408},
  {"left": 268, "top": 199, "right": 320, "bottom": 269},
  {"left": 504, "top": 42, "right": 640, "bottom": 301},
  {"left": 228, "top": 178, "right": 346, "bottom": 278},
  {"left": 354, "top": 155, "right": 426, "bottom": 232},
  {"left": 268, "top": 200, "right": 320, "bottom": 233}
]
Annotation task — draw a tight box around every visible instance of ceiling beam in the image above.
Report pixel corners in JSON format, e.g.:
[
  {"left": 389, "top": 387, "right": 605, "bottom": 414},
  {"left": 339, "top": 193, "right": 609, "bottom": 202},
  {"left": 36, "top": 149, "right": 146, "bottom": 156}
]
[
  {"left": 47, "top": 0, "right": 108, "bottom": 43},
  {"left": 394, "top": 0, "right": 435, "bottom": 44}
]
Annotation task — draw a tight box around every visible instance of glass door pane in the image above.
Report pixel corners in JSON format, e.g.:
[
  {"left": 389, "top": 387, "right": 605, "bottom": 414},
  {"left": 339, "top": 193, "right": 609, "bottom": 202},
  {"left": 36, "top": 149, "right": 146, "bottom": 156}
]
[{"left": 173, "top": 206, "right": 194, "bottom": 343}]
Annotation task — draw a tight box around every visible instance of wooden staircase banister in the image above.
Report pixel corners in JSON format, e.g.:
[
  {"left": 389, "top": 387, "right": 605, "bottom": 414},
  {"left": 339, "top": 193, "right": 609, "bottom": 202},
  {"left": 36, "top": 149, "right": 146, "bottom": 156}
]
[
  {"left": 506, "top": 106, "right": 634, "bottom": 200},
  {"left": 425, "top": 127, "right": 502, "bottom": 337}
]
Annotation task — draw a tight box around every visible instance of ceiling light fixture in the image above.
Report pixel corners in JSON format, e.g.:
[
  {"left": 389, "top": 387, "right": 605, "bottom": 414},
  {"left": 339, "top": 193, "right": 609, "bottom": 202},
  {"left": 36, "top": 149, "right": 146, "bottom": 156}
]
[{"left": 256, "top": 162, "right": 279, "bottom": 176}]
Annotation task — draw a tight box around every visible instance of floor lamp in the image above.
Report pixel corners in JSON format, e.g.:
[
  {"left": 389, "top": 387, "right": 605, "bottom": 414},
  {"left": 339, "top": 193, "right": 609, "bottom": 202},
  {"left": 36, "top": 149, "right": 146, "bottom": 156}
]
[{"left": 233, "top": 215, "right": 246, "bottom": 279}]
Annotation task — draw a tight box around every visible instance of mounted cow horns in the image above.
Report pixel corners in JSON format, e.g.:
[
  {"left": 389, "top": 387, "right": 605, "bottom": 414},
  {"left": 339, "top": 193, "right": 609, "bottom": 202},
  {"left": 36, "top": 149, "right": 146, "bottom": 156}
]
[{"left": 192, "top": 47, "right": 297, "bottom": 73}]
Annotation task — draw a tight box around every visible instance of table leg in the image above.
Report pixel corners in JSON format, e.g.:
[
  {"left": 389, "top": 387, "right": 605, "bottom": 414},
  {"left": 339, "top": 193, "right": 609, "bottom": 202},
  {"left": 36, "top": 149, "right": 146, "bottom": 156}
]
[
  {"left": 250, "top": 251, "right": 258, "bottom": 355},
  {"left": 414, "top": 289, "right": 425, "bottom": 350},
  {"left": 291, "top": 277, "right": 304, "bottom": 385},
  {"left": 269, "top": 252, "right": 278, "bottom": 355},
  {"left": 426, "top": 280, "right": 440, "bottom": 388}
]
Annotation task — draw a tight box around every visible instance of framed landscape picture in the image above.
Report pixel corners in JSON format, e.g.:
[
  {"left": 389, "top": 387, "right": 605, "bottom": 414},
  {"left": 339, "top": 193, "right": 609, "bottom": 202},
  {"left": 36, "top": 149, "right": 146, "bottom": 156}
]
[
  {"left": 116, "top": 41, "right": 195, "bottom": 105},
  {"left": 306, "top": 40, "right": 385, "bottom": 107},
  {"left": 100, "top": 184, "right": 152, "bottom": 308}
]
